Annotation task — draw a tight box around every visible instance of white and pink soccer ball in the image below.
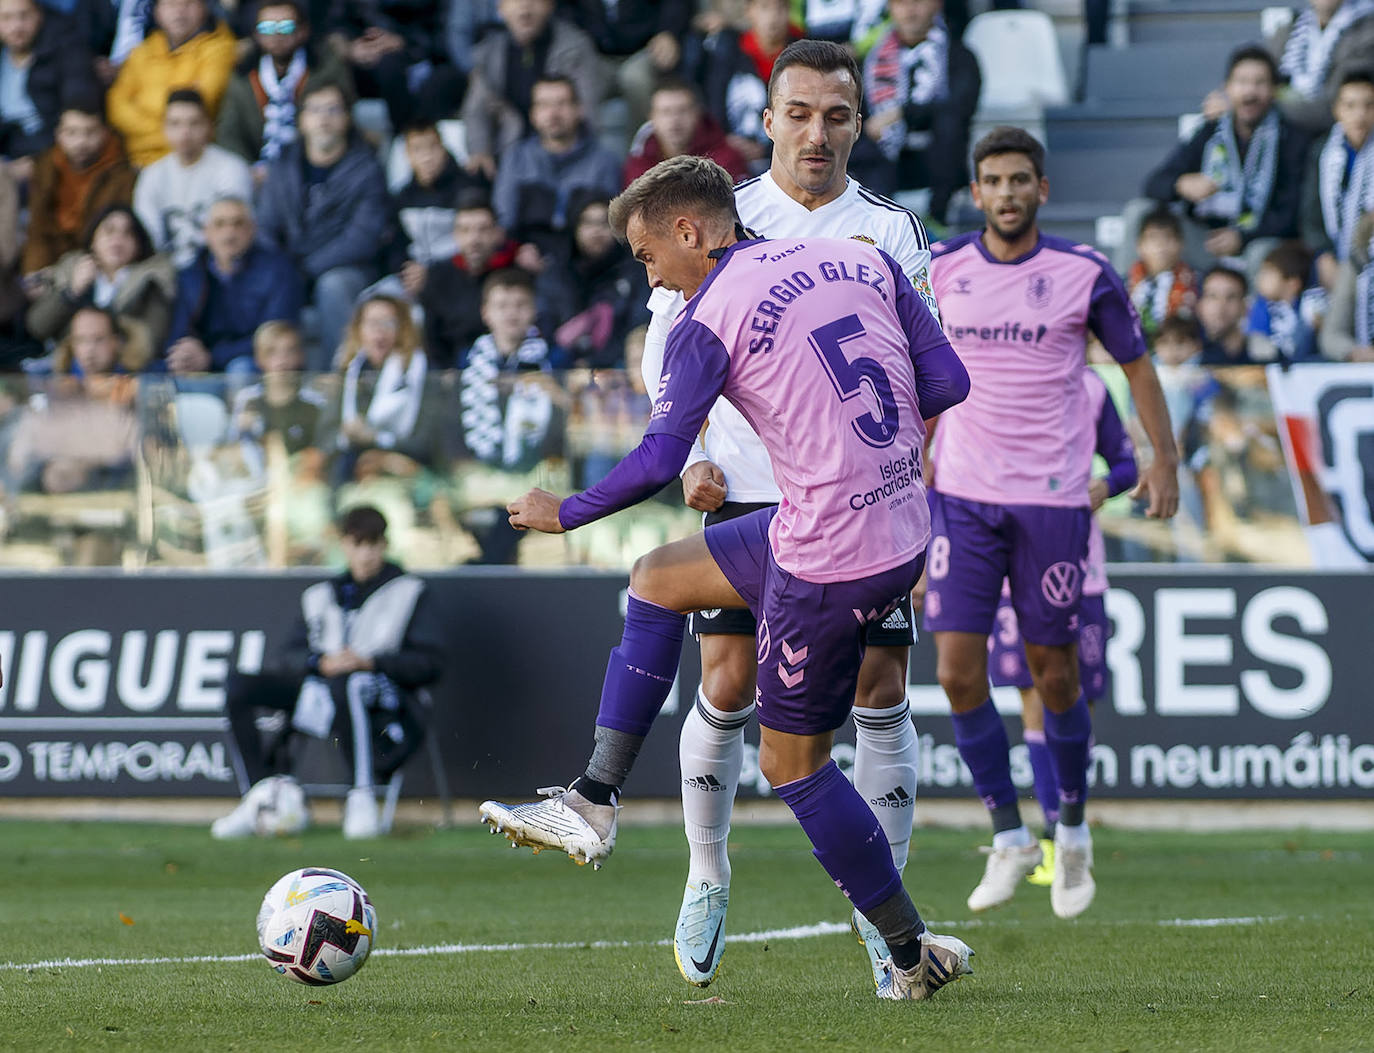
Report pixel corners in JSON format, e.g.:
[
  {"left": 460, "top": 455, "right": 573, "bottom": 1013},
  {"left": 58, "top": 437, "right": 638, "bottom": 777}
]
[{"left": 256, "top": 867, "right": 376, "bottom": 985}]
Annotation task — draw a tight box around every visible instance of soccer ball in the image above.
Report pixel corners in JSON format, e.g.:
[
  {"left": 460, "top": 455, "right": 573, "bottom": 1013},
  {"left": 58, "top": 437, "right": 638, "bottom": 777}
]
[{"left": 257, "top": 867, "right": 376, "bottom": 985}]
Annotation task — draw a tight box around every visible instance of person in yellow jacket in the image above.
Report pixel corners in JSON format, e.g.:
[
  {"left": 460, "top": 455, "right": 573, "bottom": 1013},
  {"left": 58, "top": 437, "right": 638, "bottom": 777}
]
[{"left": 107, "top": 0, "right": 237, "bottom": 168}]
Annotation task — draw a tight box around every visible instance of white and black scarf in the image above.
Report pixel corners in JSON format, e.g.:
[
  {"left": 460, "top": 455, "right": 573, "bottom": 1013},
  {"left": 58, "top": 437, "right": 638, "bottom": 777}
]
[
  {"left": 1356, "top": 235, "right": 1374, "bottom": 345},
  {"left": 459, "top": 332, "right": 554, "bottom": 467},
  {"left": 1194, "top": 109, "right": 1281, "bottom": 231},
  {"left": 258, "top": 50, "right": 308, "bottom": 163},
  {"left": 342, "top": 349, "right": 427, "bottom": 447},
  {"left": 1318, "top": 123, "right": 1374, "bottom": 260},
  {"left": 866, "top": 20, "right": 948, "bottom": 160},
  {"left": 1280, "top": 0, "right": 1374, "bottom": 100}
]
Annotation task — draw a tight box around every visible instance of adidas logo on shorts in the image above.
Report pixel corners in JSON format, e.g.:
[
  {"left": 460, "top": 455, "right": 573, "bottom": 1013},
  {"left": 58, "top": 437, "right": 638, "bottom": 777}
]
[
  {"left": 881, "top": 608, "right": 910, "bottom": 630},
  {"left": 684, "top": 774, "right": 726, "bottom": 792},
  {"left": 870, "top": 786, "right": 913, "bottom": 808}
]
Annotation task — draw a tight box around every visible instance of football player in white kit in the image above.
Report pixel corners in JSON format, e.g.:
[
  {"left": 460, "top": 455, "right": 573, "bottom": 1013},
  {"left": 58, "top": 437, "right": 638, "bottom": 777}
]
[{"left": 637, "top": 40, "right": 943, "bottom": 988}]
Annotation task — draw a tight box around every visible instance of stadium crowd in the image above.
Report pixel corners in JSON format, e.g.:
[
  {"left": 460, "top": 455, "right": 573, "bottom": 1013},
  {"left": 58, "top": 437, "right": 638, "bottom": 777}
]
[{"left": 0, "top": 0, "right": 1360, "bottom": 568}]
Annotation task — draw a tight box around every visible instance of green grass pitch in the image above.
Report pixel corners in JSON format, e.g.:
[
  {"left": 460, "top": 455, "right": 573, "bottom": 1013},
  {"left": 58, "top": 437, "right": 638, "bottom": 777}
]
[{"left": 0, "top": 819, "right": 1370, "bottom": 1052}]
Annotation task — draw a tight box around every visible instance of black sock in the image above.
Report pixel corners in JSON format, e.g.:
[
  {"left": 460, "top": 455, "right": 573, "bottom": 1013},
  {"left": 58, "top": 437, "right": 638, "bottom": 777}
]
[
  {"left": 572, "top": 775, "right": 618, "bottom": 806},
  {"left": 863, "top": 890, "right": 926, "bottom": 970}
]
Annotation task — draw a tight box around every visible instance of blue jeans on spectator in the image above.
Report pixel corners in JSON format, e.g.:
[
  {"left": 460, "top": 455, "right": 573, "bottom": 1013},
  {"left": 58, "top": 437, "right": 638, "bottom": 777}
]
[{"left": 310, "top": 266, "right": 373, "bottom": 372}]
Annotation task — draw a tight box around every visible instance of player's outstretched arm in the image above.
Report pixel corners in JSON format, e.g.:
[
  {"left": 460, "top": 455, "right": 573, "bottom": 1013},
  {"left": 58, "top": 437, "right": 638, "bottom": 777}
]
[{"left": 1120, "top": 354, "right": 1180, "bottom": 519}]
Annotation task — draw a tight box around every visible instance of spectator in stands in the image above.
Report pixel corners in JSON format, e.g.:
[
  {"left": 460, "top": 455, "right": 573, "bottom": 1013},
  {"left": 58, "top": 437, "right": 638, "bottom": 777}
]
[
  {"left": 216, "top": 0, "right": 353, "bottom": 183},
  {"left": 798, "top": 0, "right": 889, "bottom": 49},
  {"left": 229, "top": 319, "right": 326, "bottom": 455},
  {"left": 1272, "top": 0, "right": 1374, "bottom": 134},
  {"left": 492, "top": 75, "right": 622, "bottom": 257},
  {"left": 1196, "top": 264, "right": 1259, "bottom": 365},
  {"left": 325, "top": 0, "right": 459, "bottom": 130},
  {"left": 0, "top": 0, "right": 98, "bottom": 176},
  {"left": 257, "top": 79, "right": 389, "bottom": 371},
  {"left": 1246, "top": 241, "right": 1321, "bottom": 362},
  {"left": 0, "top": 162, "right": 23, "bottom": 367},
  {"left": 700, "top": 0, "right": 804, "bottom": 170},
  {"left": 443, "top": 0, "right": 498, "bottom": 85},
  {"left": 624, "top": 79, "right": 748, "bottom": 186},
  {"left": 332, "top": 294, "right": 437, "bottom": 484},
  {"left": 53, "top": 303, "right": 152, "bottom": 377},
  {"left": 26, "top": 204, "right": 177, "bottom": 351},
  {"left": 23, "top": 99, "right": 137, "bottom": 276},
  {"left": 460, "top": 0, "right": 605, "bottom": 181},
  {"left": 391, "top": 121, "right": 487, "bottom": 294},
  {"left": 164, "top": 196, "right": 304, "bottom": 375},
  {"left": 416, "top": 189, "right": 561, "bottom": 367},
  {"left": 1320, "top": 208, "right": 1374, "bottom": 359},
  {"left": 1128, "top": 208, "right": 1198, "bottom": 341},
  {"left": 862, "top": 0, "right": 980, "bottom": 222},
  {"left": 548, "top": 195, "right": 651, "bottom": 368},
  {"left": 133, "top": 89, "right": 253, "bottom": 268},
  {"left": 212, "top": 503, "right": 444, "bottom": 840},
  {"left": 1301, "top": 69, "right": 1374, "bottom": 291},
  {"left": 461, "top": 267, "right": 561, "bottom": 370},
  {"left": 567, "top": 0, "right": 692, "bottom": 133},
  {"left": 107, "top": 0, "right": 238, "bottom": 167},
  {"left": 1142, "top": 46, "right": 1307, "bottom": 275},
  {"left": 1153, "top": 313, "right": 1208, "bottom": 429}
]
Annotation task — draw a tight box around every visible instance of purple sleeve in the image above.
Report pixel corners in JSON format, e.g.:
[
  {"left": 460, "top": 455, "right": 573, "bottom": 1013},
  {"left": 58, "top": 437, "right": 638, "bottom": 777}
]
[
  {"left": 558, "top": 319, "right": 728, "bottom": 529},
  {"left": 558, "top": 432, "right": 696, "bottom": 529},
  {"left": 1088, "top": 266, "right": 1149, "bottom": 365},
  {"left": 1095, "top": 387, "right": 1138, "bottom": 497},
  {"left": 880, "top": 248, "right": 971, "bottom": 418}
]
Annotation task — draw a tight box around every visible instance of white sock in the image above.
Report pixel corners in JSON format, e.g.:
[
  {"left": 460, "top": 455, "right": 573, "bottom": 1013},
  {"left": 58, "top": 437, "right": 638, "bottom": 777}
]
[
  {"left": 852, "top": 700, "right": 918, "bottom": 873},
  {"left": 679, "top": 687, "right": 752, "bottom": 888},
  {"left": 993, "top": 825, "right": 1036, "bottom": 850},
  {"left": 1056, "top": 821, "right": 1091, "bottom": 848}
]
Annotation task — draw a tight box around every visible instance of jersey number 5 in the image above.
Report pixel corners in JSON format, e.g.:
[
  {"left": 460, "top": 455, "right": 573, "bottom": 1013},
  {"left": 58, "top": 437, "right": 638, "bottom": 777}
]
[{"left": 808, "top": 314, "right": 899, "bottom": 448}]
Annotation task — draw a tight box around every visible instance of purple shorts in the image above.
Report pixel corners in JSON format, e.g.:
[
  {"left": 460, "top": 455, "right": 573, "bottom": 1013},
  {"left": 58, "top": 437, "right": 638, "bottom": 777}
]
[
  {"left": 922, "top": 492, "right": 1090, "bottom": 646},
  {"left": 704, "top": 507, "right": 925, "bottom": 735},
  {"left": 988, "top": 591, "right": 1111, "bottom": 701}
]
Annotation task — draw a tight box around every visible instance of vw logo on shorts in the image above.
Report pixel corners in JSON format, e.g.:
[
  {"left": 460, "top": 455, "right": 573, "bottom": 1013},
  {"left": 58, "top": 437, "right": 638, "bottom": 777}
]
[{"left": 1040, "top": 562, "right": 1082, "bottom": 608}]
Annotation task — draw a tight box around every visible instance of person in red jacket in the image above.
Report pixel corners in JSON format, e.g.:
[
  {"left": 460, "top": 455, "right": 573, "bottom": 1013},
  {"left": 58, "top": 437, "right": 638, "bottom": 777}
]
[{"left": 624, "top": 79, "right": 750, "bottom": 185}]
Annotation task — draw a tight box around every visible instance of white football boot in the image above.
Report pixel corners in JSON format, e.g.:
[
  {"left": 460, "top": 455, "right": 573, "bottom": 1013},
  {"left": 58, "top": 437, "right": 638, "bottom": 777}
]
[
  {"left": 342, "top": 787, "right": 381, "bottom": 839},
  {"left": 876, "top": 931, "right": 975, "bottom": 1001},
  {"left": 1050, "top": 826, "right": 1096, "bottom": 919},
  {"left": 210, "top": 775, "right": 281, "bottom": 840},
  {"left": 674, "top": 881, "right": 729, "bottom": 986},
  {"left": 850, "top": 908, "right": 892, "bottom": 988},
  {"left": 479, "top": 785, "right": 619, "bottom": 868},
  {"left": 966, "top": 841, "right": 1044, "bottom": 912}
]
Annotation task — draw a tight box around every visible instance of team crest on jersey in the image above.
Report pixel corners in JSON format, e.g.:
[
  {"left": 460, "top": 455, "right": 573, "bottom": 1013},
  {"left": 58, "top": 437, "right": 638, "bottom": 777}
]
[
  {"left": 1025, "top": 272, "right": 1054, "bottom": 309},
  {"left": 849, "top": 234, "right": 877, "bottom": 245}
]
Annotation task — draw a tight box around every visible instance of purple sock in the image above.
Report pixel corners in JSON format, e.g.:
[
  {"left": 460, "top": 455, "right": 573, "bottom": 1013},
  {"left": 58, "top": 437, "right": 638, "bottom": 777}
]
[
  {"left": 951, "top": 698, "right": 1021, "bottom": 831},
  {"left": 1043, "top": 695, "right": 1092, "bottom": 827},
  {"left": 594, "top": 590, "right": 686, "bottom": 736},
  {"left": 773, "top": 761, "right": 904, "bottom": 915},
  {"left": 1023, "top": 729, "right": 1060, "bottom": 829}
]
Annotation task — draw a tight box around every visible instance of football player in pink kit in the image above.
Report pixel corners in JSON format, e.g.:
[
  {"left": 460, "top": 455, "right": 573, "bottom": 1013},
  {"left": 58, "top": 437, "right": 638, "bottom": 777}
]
[
  {"left": 983, "top": 368, "right": 1137, "bottom": 879},
  {"left": 926, "top": 127, "right": 1178, "bottom": 919},
  {"left": 482, "top": 156, "right": 974, "bottom": 1000}
]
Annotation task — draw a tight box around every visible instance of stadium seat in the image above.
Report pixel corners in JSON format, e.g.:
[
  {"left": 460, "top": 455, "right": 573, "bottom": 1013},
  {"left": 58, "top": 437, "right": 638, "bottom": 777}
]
[
  {"left": 172, "top": 392, "right": 230, "bottom": 451},
  {"left": 965, "top": 9, "right": 1070, "bottom": 116}
]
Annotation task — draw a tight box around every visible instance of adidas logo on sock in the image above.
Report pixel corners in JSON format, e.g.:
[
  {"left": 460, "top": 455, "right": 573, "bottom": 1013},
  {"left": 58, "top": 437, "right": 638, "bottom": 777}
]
[
  {"left": 683, "top": 774, "right": 726, "bottom": 792},
  {"left": 870, "top": 786, "right": 913, "bottom": 808}
]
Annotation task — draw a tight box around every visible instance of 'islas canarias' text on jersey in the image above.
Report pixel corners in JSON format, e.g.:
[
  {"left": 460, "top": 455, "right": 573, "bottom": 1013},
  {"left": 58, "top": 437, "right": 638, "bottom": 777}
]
[
  {"left": 641, "top": 174, "right": 939, "bottom": 502},
  {"left": 650, "top": 236, "right": 957, "bottom": 583},
  {"left": 929, "top": 232, "right": 1147, "bottom": 508}
]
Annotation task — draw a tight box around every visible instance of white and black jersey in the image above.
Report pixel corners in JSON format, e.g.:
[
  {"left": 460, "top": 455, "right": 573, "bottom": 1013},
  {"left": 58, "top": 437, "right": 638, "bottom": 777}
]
[{"left": 640, "top": 173, "right": 939, "bottom": 501}]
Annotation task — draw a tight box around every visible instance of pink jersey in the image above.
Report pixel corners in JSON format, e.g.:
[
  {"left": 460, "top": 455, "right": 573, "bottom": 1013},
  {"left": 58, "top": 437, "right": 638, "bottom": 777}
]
[
  {"left": 650, "top": 237, "right": 962, "bottom": 583},
  {"left": 929, "top": 232, "right": 1146, "bottom": 508}
]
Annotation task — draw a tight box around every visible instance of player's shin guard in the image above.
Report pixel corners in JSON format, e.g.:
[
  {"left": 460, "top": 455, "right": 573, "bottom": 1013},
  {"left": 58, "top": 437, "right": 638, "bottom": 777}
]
[
  {"left": 852, "top": 701, "right": 917, "bottom": 872},
  {"left": 679, "top": 688, "right": 751, "bottom": 888},
  {"left": 1023, "top": 728, "right": 1061, "bottom": 831},
  {"left": 951, "top": 699, "right": 1021, "bottom": 832},
  {"left": 1042, "top": 695, "right": 1092, "bottom": 827}
]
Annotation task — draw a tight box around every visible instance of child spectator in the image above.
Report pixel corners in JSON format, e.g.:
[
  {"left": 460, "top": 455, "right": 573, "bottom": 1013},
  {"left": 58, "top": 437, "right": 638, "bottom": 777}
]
[
  {"left": 23, "top": 99, "right": 137, "bottom": 276},
  {"left": 229, "top": 320, "right": 326, "bottom": 456},
  {"left": 107, "top": 0, "right": 238, "bottom": 167},
  {"left": 26, "top": 205, "right": 177, "bottom": 352},
  {"left": 1197, "top": 264, "right": 1258, "bottom": 365},
  {"left": 391, "top": 121, "right": 488, "bottom": 293},
  {"left": 1247, "top": 241, "right": 1321, "bottom": 363},
  {"left": 1301, "top": 69, "right": 1374, "bottom": 290},
  {"left": 134, "top": 89, "right": 254, "bottom": 268},
  {"left": 333, "top": 294, "right": 436, "bottom": 483},
  {"left": 1152, "top": 314, "right": 1212, "bottom": 445},
  {"left": 461, "top": 267, "right": 563, "bottom": 371},
  {"left": 216, "top": 0, "right": 354, "bottom": 182},
  {"left": 1128, "top": 208, "right": 1198, "bottom": 339}
]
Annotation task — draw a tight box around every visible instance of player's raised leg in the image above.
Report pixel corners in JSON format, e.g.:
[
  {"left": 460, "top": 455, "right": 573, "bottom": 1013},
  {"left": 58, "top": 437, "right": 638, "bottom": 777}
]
[{"left": 480, "top": 530, "right": 747, "bottom": 868}]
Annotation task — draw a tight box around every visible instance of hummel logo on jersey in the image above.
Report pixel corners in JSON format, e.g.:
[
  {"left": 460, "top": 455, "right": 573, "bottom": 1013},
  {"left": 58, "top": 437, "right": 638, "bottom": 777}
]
[
  {"left": 950, "top": 277, "right": 972, "bottom": 294},
  {"left": 871, "top": 786, "right": 913, "bottom": 808},
  {"left": 684, "top": 774, "right": 727, "bottom": 792}
]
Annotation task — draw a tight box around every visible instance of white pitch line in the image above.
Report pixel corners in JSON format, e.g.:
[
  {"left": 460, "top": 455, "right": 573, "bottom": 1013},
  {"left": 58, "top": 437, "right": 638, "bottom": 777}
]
[{"left": 0, "top": 916, "right": 1281, "bottom": 973}]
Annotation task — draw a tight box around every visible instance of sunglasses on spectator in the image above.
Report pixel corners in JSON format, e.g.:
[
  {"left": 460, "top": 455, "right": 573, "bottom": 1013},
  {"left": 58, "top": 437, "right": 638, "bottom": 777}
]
[{"left": 256, "top": 19, "right": 297, "bottom": 34}]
